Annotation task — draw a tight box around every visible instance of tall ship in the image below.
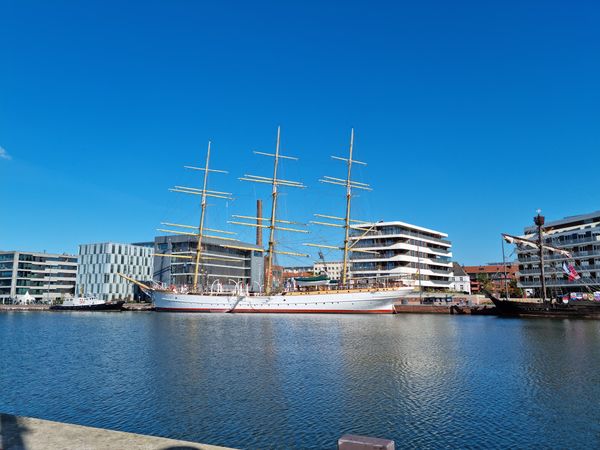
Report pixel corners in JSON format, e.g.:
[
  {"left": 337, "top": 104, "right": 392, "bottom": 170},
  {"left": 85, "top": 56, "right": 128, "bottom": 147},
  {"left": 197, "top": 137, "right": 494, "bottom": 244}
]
[
  {"left": 123, "top": 128, "right": 413, "bottom": 313},
  {"left": 487, "top": 211, "right": 600, "bottom": 318}
]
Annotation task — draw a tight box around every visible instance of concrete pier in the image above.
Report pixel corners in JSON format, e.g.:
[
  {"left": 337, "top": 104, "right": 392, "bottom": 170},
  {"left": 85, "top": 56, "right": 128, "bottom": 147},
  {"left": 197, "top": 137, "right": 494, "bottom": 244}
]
[
  {"left": 0, "top": 414, "right": 235, "bottom": 450},
  {"left": 0, "top": 305, "right": 49, "bottom": 312}
]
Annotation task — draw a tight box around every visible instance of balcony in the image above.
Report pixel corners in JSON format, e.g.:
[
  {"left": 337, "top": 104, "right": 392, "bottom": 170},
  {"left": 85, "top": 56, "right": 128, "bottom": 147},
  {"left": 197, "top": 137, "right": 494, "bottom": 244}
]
[
  {"left": 519, "top": 264, "right": 600, "bottom": 275},
  {"left": 350, "top": 230, "right": 451, "bottom": 247},
  {"left": 518, "top": 251, "right": 600, "bottom": 263},
  {"left": 517, "top": 235, "right": 600, "bottom": 252}
]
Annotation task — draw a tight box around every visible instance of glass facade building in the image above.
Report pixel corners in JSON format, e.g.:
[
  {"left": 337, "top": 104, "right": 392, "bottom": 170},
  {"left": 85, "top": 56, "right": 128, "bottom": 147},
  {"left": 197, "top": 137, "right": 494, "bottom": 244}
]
[
  {"left": 76, "top": 243, "right": 154, "bottom": 301},
  {"left": 153, "top": 235, "right": 264, "bottom": 292},
  {"left": 0, "top": 251, "right": 77, "bottom": 304}
]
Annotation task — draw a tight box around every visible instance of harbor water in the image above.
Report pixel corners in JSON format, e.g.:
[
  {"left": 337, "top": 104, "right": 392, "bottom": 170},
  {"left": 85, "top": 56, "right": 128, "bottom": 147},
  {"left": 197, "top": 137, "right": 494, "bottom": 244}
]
[{"left": 1, "top": 312, "right": 599, "bottom": 449}]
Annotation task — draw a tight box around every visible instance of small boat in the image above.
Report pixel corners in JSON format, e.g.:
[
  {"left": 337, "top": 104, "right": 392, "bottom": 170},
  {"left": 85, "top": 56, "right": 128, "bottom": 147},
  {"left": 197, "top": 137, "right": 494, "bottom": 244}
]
[
  {"left": 294, "top": 274, "right": 331, "bottom": 287},
  {"left": 49, "top": 297, "right": 124, "bottom": 311}
]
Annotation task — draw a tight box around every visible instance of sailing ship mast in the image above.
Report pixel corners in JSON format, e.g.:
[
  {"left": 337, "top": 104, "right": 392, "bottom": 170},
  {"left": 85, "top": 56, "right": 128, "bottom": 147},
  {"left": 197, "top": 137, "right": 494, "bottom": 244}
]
[
  {"left": 341, "top": 129, "right": 355, "bottom": 285},
  {"left": 231, "top": 127, "right": 307, "bottom": 294},
  {"left": 193, "top": 141, "right": 212, "bottom": 290},
  {"left": 155, "top": 141, "right": 234, "bottom": 292},
  {"left": 306, "top": 129, "right": 377, "bottom": 286},
  {"left": 502, "top": 211, "right": 572, "bottom": 302},
  {"left": 534, "top": 211, "right": 547, "bottom": 302},
  {"left": 266, "top": 127, "right": 283, "bottom": 293}
]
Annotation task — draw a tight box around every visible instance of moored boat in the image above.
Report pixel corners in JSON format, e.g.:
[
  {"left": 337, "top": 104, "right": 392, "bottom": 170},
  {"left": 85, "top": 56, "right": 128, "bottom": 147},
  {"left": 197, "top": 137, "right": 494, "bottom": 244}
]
[
  {"left": 486, "top": 292, "right": 600, "bottom": 319},
  {"left": 49, "top": 297, "right": 124, "bottom": 311},
  {"left": 121, "top": 128, "right": 415, "bottom": 313},
  {"left": 486, "top": 212, "right": 600, "bottom": 319},
  {"left": 152, "top": 286, "right": 411, "bottom": 313},
  {"left": 294, "top": 274, "right": 331, "bottom": 288}
]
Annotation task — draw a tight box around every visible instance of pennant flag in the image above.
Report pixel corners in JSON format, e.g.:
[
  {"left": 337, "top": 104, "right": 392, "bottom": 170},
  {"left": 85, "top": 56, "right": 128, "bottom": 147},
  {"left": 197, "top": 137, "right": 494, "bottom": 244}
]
[{"left": 562, "top": 262, "right": 581, "bottom": 281}]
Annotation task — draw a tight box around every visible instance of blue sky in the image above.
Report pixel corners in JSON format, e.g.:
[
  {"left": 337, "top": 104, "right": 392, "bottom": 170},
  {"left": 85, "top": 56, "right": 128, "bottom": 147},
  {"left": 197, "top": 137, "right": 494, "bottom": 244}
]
[{"left": 1, "top": 0, "right": 599, "bottom": 265}]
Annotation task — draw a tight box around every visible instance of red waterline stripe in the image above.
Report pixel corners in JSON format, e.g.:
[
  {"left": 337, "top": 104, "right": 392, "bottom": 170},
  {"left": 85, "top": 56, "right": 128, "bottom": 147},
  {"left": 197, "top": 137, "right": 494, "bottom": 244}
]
[{"left": 155, "top": 307, "right": 393, "bottom": 314}]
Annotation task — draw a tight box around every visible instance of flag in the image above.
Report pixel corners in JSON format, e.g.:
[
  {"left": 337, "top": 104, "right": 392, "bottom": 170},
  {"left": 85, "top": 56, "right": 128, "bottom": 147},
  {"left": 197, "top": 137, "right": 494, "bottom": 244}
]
[{"left": 562, "top": 262, "right": 581, "bottom": 281}]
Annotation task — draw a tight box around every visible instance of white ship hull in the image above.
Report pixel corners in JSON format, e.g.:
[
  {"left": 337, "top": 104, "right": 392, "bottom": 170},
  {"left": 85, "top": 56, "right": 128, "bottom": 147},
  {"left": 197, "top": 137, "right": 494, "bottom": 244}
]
[{"left": 152, "top": 287, "right": 413, "bottom": 314}]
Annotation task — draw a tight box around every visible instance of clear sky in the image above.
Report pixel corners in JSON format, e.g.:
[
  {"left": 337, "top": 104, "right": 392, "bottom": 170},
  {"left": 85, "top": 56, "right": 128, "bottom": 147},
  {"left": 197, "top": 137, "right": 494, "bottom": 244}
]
[{"left": 2, "top": 0, "right": 599, "bottom": 265}]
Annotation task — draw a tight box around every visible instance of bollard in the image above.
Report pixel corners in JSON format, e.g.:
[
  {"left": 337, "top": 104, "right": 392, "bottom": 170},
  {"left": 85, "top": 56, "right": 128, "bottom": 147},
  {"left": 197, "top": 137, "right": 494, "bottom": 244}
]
[{"left": 338, "top": 434, "right": 395, "bottom": 450}]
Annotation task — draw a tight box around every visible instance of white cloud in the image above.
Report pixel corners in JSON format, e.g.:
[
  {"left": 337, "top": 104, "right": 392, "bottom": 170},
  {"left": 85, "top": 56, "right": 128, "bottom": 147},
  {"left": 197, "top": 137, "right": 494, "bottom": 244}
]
[{"left": 0, "top": 146, "right": 11, "bottom": 160}]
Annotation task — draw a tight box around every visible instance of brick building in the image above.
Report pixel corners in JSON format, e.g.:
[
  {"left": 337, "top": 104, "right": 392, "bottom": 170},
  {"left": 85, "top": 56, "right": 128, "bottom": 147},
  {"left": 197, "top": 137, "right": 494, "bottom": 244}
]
[{"left": 463, "top": 263, "right": 519, "bottom": 296}]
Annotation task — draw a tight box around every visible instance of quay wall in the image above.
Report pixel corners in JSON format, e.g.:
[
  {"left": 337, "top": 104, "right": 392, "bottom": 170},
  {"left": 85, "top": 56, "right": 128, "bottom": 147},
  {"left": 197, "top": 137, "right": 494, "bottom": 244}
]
[
  {"left": 0, "top": 413, "right": 235, "bottom": 450},
  {"left": 0, "top": 305, "right": 49, "bottom": 311}
]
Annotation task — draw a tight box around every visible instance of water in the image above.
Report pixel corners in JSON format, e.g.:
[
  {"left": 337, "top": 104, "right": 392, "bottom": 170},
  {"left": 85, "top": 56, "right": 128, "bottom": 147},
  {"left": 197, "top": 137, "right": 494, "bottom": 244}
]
[{"left": 1, "top": 312, "right": 599, "bottom": 449}]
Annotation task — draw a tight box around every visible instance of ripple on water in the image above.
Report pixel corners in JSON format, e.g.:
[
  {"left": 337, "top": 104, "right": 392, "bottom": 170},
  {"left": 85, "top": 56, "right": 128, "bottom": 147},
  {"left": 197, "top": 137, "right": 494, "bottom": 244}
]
[{"left": 1, "top": 312, "right": 599, "bottom": 449}]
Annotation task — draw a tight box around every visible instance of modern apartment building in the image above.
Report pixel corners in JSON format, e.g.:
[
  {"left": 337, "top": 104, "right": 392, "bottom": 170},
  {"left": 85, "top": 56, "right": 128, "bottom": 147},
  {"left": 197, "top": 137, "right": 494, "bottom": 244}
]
[
  {"left": 516, "top": 210, "right": 600, "bottom": 295},
  {"left": 349, "top": 221, "right": 453, "bottom": 290},
  {"left": 153, "top": 235, "right": 264, "bottom": 292},
  {"left": 0, "top": 251, "right": 77, "bottom": 304},
  {"left": 76, "top": 243, "right": 154, "bottom": 301}
]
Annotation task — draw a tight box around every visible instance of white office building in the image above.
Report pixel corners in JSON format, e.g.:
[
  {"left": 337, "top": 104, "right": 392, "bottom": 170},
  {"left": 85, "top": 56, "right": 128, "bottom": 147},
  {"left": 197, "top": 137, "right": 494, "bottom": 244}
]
[
  {"left": 313, "top": 261, "right": 343, "bottom": 280},
  {"left": 349, "top": 221, "right": 453, "bottom": 291},
  {"left": 76, "top": 243, "right": 154, "bottom": 301},
  {"left": 517, "top": 210, "right": 600, "bottom": 294}
]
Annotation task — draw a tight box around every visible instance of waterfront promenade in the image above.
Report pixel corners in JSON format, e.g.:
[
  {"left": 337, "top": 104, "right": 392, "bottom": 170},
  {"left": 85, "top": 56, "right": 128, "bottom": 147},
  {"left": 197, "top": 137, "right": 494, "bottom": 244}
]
[{"left": 0, "top": 414, "right": 234, "bottom": 449}]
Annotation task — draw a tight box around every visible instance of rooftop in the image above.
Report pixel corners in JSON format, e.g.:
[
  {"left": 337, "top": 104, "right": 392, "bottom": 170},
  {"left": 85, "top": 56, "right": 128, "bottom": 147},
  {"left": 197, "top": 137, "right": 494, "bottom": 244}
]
[
  {"left": 350, "top": 220, "right": 448, "bottom": 238},
  {"left": 451, "top": 262, "right": 468, "bottom": 276},
  {"left": 524, "top": 210, "right": 600, "bottom": 233}
]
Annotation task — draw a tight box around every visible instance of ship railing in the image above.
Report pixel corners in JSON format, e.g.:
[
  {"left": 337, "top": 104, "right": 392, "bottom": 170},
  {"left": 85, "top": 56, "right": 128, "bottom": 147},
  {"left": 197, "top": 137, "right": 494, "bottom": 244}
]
[{"left": 518, "top": 279, "right": 600, "bottom": 287}]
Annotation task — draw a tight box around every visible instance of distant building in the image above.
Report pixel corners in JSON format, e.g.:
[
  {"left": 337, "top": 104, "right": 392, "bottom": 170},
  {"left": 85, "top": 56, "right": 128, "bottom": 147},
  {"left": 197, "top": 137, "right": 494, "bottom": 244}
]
[
  {"left": 517, "top": 210, "right": 600, "bottom": 295},
  {"left": 76, "top": 243, "right": 153, "bottom": 301},
  {"left": 463, "top": 263, "right": 518, "bottom": 295},
  {"left": 313, "top": 261, "right": 343, "bottom": 280},
  {"left": 451, "top": 262, "right": 471, "bottom": 294},
  {"left": 349, "top": 221, "right": 453, "bottom": 290},
  {"left": 0, "top": 251, "right": 77, "bottom": 304},
  {"left": 153, "top": 235, "right": 264, "bottom": 292},
  {"left": 283, "top": 266, "right": 313, "bottom": 280}
]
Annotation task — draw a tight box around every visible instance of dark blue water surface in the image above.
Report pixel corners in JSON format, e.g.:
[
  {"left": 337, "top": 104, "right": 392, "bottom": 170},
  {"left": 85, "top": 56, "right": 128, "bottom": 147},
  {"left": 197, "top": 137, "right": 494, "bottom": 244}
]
[{"left": 1, "top": 312, "right": 599, "bottom": 449}]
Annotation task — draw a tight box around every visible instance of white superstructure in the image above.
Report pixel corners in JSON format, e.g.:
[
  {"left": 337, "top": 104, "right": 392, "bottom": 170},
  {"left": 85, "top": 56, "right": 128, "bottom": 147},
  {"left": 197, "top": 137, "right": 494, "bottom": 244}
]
[
  {"left": 349, "top": 221, "right": 453, "bottom": 291},
  {"left": 76, "top": 243, "right": 154, "bottom": 301}
]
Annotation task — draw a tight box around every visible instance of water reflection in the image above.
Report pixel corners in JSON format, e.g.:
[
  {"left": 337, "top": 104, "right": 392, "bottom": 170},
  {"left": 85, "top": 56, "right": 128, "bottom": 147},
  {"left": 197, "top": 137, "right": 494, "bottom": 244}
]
[{"left": 0, "top": 312, "right": 599, "bottom": 449}]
